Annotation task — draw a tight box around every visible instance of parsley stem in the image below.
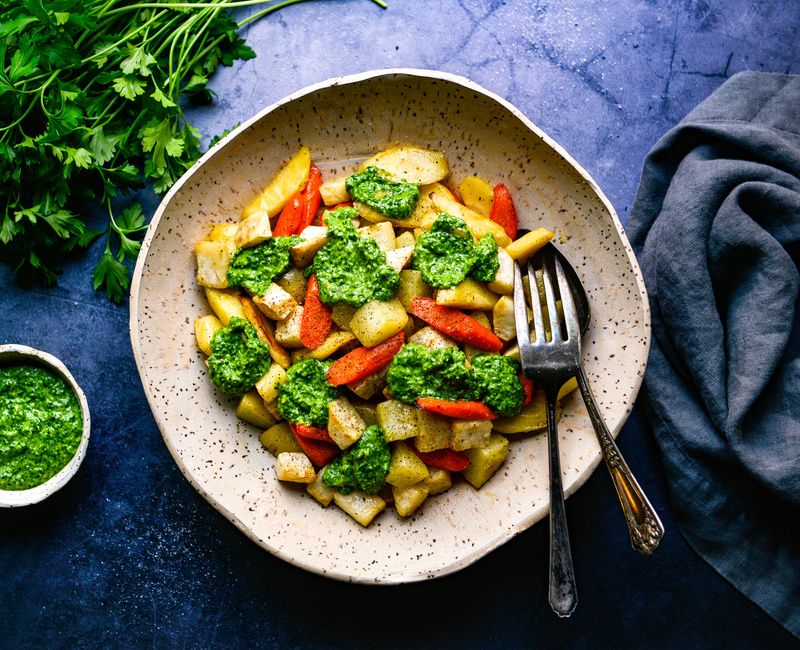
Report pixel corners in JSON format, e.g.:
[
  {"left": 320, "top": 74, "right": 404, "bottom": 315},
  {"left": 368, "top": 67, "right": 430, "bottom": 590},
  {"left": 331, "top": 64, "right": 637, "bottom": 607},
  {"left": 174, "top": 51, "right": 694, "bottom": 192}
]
[{"left": 237, "top": 0, "right": 311, "bottom": 28}]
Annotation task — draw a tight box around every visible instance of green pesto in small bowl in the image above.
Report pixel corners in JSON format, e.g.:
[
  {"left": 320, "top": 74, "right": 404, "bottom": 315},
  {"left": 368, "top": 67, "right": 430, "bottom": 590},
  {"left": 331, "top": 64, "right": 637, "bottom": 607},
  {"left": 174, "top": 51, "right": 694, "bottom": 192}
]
[{"left": 0, "top": 364, "right": 83, "bottom": 491}]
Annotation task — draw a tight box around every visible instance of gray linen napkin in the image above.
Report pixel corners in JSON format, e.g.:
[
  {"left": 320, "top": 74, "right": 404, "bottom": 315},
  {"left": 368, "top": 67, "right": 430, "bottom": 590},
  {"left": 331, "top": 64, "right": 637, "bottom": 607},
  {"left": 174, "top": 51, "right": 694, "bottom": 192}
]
[{"left": 627, "top": 71, "right": 800, "bottom": 637}]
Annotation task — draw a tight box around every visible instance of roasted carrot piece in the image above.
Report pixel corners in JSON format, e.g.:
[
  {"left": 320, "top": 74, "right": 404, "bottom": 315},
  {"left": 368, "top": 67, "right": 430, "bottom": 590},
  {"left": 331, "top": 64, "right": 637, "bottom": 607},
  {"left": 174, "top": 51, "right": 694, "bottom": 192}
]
[
  {"left": 239, "top": 296, "right": 292, "bottom": 368},
  {"left": 414, "top": 447, "right": 470, "bottom": 472},
  {"left": 290, "top": 425, "right": 339, "bottom": 466},
  {"left": 416, "top": 397, "right": 497, "bottom": 420},
  {"left": 520, "top": 375, "right": 534, "bottom": 405},
  {"left": 489, "top": 183, "right": 518, "bottom": 240},
  {"left": 409, "top": 297, "right": 503, "bottom": 352},
  {"left": 273, "top": 192, "right": 303, "bottom": 236},
  {"left": 291, "top": 422, "right": 334, "bottom": 443},
  {"left": 326, "top": 332, "right": 405, "bottom": 386},
  {"left": 300, "top": 274, "right": 332, "bottom": 349},
  {"left": 298, "top": 164, "right": 322, "bottom": 232}
]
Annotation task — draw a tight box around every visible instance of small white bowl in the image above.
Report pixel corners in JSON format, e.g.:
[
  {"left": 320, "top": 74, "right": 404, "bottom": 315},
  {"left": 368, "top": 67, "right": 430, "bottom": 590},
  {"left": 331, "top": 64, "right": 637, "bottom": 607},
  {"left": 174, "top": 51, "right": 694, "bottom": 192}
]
[{"left": 0, "top": 344, "right": 91, "bottom": 507}]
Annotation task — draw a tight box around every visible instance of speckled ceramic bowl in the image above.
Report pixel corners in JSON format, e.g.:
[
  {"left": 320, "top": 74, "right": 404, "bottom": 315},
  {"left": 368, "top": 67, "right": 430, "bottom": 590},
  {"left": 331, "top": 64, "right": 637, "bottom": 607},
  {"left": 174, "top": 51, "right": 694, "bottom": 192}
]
[
  {"left": 0, "top": 344, "right": 91, "bottom": 507},
  {"left": 130, "top": 69, "right": 650, "bottom": 583}
]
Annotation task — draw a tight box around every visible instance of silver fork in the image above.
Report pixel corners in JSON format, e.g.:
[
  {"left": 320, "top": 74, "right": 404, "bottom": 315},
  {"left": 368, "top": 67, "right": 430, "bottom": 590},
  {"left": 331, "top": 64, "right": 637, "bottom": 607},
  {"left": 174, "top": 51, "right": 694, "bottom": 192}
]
[{"left": 514, "top": 248, "right": 580, "bottom": 618}]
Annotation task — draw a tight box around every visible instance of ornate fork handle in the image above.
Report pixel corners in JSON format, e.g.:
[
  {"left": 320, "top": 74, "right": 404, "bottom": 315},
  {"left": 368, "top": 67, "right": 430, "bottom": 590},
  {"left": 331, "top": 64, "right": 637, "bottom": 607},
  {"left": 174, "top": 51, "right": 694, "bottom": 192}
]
[{"left": 576, "top": 368, "right": 665, "bottom": 555}]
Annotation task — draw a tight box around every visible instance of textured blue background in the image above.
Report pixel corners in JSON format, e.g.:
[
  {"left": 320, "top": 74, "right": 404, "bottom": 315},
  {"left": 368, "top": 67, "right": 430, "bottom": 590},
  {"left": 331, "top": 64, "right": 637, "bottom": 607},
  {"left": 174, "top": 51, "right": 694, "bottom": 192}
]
[{"left": 2, "top": 1, "right": 799, "bottom": 647}]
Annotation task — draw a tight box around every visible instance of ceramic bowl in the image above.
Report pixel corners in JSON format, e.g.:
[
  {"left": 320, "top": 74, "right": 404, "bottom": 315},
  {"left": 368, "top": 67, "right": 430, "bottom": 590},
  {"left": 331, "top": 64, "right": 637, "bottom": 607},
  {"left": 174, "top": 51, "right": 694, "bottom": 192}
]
[
  {"left": 130, "top": 69, "right": 650, "bottom": 583},
  {"left": 0, "top": 344, "right": 91, "bottom": 507}
]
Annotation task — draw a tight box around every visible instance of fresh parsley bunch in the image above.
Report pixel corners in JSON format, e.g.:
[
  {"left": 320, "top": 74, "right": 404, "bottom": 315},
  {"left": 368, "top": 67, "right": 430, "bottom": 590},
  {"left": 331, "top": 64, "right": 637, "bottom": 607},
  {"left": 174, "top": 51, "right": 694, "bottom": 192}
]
[{"left": 0, "top": 0, "right": 385, "bottom": 301}]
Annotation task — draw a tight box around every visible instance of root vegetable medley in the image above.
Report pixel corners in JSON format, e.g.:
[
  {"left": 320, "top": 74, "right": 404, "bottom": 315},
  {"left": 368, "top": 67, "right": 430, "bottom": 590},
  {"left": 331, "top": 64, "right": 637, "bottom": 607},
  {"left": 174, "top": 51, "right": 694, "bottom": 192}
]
[{"left": 194, "top": 144, "right": 575, "bottom": 526}]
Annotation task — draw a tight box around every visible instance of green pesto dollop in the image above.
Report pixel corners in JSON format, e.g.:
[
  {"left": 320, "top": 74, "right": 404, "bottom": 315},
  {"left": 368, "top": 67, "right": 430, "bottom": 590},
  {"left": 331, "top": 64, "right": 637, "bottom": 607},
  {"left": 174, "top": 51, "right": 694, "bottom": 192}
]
[
  {"left": 276, "top": 359, "right": 339, "bottom": 427},
  {"left": 227, "top": 235, "right": 300, "bottom": 295},
  {"left": 412, "top": 212, "right": 476, "bottom": 289},
  {"left": 207, "top": 317, "right": 271, "bottom": 394},
  {"left": 412, "top": 213, "right": 500, "bottom": 289},
  {"left": 0, "top": 365, "right": 83, "bottom": 491},
  {"left": 471, "top": 354, "right": 524, "bottom": 417},
  {"left": 345, "top": 166, "right": 420, "bottom": 219},
  {"left": 386, "top": 344, "right": 476, "bottom": 404},
  {"left": 322, "top": 425, "right": 391, "bottom": 494},
  {"left": 471, "top": 232, "right": 500, "bottom": 282},
  {"left": 386, "top": 346, "right": 524, "bottom": 417},
  {"left": 311, "top": 208, "right": 400, "bottom": 307}
]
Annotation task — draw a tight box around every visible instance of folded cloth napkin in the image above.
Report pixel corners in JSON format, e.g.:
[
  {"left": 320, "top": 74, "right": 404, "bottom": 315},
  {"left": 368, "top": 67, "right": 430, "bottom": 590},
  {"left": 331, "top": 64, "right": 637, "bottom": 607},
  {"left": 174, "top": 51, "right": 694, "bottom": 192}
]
[{"left": 628, "top": 72, "right": 800, "bottom": 637}]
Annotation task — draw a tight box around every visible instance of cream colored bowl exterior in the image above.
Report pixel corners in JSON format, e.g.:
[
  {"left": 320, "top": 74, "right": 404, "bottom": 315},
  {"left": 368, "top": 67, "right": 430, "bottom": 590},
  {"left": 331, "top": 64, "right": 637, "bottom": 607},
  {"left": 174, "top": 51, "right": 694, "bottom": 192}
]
[
  {"left": 0, "top": 345, "right": 91, "bottom": 507},
  {"left": 130, "top": 69, "right": 650, "bottom": 583}
]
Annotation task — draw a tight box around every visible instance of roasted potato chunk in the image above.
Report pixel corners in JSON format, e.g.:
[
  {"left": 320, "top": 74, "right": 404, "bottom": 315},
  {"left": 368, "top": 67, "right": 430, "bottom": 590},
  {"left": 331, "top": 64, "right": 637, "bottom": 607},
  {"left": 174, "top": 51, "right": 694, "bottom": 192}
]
[
  {"left": 488, "top": 247, "right": 514, "bottom": 295},
  {"left": 458, "top": 175, "right": 494, "bottom": 217},
  {"left": 206, "top": 223, "right": 238, "bottom": 242},
  {"left": 436, "top": 279, "right": 499, "bottom": 311},
  {"left": 451, "top": 419, "right": 492, "bottom": 451},
  {"left": 307, "top": 467, "right": 335, "bottom": 506},
  {"left": 259, "top": 422, "right": 302, "bottom": 456},
  {"left": 349, "top": 299, "right": 408, "bottom": 347},
  {"left": 195, "top": 239, "right": 237, "bottom": 288},
  {"left": 292, "top": 331, "right": 357, "bottom": 362},
  {"left": 319, "top": 176, "right": 350, "bottom": 206},
  {"left": 408, "top": 326, "right": 456, "bottom": 349},
  {"left": 331, "top": 303, "right": 358, "bottom": 331},
  {"left": 385, "top": 245, "right": 415, "bottom": 273},
  {"left": 386, "top": 442, "right": 429, "bottom": 488},
  {"left": 194, "top": 314, "right": 223, "bottom": 356},
  {"left": 333, "top": 491, "right": 386, "bottom": 526},
  {"left": 255, "top": 363, "right": 287, "bottom": 404},
  {"left": 377, "top": 399, "right": 418, "bottom": 442},
  {"left": 393, "top": 483, "right": 429, "bottom": 518},
  {"left": 415, "top": 410, "right": 451, "bottom": 452},
  {"left": 275, "top": 452, "right": 316, "bottom": 483},
  {"left": 235, "top": 211, "right": 272, "bottom": 248},
  {"left": 275, "top": 305, "right": 304, "bottom": 348},
  {"left": 397, "top": 269, "right": 432, "bottom": 311},
  {"left": 276, "top": 267, "right": 307, "bottom": 304},
  {"left": 505, "top": 227, "right": 555, "bottom": 261},
  {"left": 327, "top": 397, "right": 367, "bottom": 449},
  {"left": 290, "top": 228, "right": 328, "bottom": 268},
  {"left": 492, "top": 296, "right": 516, "bottom": 342},
  {"left": 205, "top": 287, "right": 247, "bottom": 325},
  {"left": 428, "top": 193, "right": 512, "bottom": 247},
  {"left": 394, "top": 231, "right": 416, "bottom": 248},
  {"left": 242, "top": 146, "right": 310, "bottom": 219},
  {"left": 359, "top": 145, "right": 449, "bottom": 184},
  {"left": 358, "top": 221, "right": 395, "bottom": 252},
  {"left": 462, "top": 433, "right": 509, "bottom": 488},
  {"left": 254, "top": 283, "right": 297, "bottom": 320},
  {"left": 421, "top": 468, "right": 452, "bottom": 496},
  {"left": 348, "top": 366, "right": 389, "bottom": 400},
  {"left": 236, "top": 391, "right": 276, "bottom": 429}
]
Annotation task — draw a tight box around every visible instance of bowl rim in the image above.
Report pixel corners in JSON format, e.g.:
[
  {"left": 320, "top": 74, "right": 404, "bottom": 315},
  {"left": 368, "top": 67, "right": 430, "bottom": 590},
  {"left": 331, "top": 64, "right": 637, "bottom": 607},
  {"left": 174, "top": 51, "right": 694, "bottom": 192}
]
[
  {"left": 0, "top": 344, "right": 91, "bottom": 507},
  {"left": 129, "top": 68, "right": 651, "bottom": 583}
]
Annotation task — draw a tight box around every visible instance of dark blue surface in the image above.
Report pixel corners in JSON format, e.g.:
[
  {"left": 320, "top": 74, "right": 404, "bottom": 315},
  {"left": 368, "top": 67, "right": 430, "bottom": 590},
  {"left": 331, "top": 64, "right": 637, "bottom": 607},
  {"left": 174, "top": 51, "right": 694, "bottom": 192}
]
[{"left": 2, "top": 1, "right": 799, "bottom": 648}]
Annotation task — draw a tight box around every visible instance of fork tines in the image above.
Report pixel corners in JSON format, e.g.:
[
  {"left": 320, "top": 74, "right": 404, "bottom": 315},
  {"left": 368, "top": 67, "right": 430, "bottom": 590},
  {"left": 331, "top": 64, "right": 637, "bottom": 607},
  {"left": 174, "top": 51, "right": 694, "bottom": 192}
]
[{"left": 513, "top": 248, "right": 580, "bottom": 348}]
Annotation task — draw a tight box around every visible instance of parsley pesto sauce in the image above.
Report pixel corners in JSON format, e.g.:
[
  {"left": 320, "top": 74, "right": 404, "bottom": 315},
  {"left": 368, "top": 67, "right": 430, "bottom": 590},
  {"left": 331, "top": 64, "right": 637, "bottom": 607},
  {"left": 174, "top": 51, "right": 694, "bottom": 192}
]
[
  {"left": 312, "top": 208, "right": 400, "bottom": 307},
  {"left": 276, "top": 359, "right": 339, "bottom": 427},
  {"left": 0, "top": 365, "right": 83, "bottom": 491},
  {"left": 323, "top": 425, "right": 391, "bottom": 494},
  {"left": 387, "top": 344, "right": 523, "bottom": 417},
  {"left": 346, "top": 166, "right": 420, "bottom": 219},
  {"left": 227, "top": 235, "right": 300, "bottom": 295},
  {"left": 208, "top": 317, "right": 271, "bottom": 394},
  {"left": 412, "top": 213, "right": 499, "bottom": 288}
]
